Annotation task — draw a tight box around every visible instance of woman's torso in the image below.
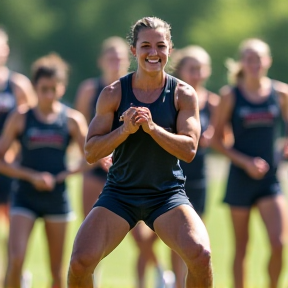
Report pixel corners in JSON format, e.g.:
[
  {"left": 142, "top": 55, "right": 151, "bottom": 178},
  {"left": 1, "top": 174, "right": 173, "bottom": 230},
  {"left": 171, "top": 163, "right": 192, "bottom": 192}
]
[{"left": 106, "top": 72, "right": 185, "bottom": 195}]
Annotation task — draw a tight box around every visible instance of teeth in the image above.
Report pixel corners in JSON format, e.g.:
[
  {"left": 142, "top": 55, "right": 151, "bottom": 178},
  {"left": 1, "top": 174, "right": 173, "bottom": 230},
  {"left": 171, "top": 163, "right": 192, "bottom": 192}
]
[{"left": 147, "top": 59, "right": 159, "bottom": 63}]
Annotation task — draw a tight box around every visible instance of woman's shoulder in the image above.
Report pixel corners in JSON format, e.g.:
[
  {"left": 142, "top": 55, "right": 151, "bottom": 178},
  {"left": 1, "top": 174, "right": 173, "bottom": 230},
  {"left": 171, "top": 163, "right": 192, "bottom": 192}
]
[{"left": 271, "top": 79, "right": 288, "bottom": 95}]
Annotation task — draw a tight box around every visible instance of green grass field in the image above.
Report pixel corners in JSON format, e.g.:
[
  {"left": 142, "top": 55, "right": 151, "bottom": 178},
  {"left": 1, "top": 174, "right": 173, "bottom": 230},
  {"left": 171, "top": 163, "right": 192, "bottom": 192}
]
[{"left": 1, "top": 154, "right": 288, "bottom": 288}]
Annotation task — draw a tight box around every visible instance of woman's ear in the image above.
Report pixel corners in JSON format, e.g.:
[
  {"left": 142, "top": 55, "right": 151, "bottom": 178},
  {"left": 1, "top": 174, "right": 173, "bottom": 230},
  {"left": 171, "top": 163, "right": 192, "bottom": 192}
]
[{"left": 130, "top": 46, "right": 136, "bottom": 57}]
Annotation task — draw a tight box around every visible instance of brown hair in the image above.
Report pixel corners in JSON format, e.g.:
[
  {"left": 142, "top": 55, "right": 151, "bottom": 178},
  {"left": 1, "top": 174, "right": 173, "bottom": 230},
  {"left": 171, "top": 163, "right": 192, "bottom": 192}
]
[
  {"left": 226, "top": 38, "right": 271, "bottom": 84},
  {"left": 31, "top": 53, "right": 69, "bottom": 85},
  {"left": 127, "top": 16, "right": 173, "bottom": 48}
]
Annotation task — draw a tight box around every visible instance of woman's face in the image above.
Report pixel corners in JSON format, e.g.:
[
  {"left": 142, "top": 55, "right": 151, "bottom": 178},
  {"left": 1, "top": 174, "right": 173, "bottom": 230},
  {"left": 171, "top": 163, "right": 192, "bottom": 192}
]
[
  {"left": 240, "top": 48, "right": 271, "bottom": 79},
  {"left": 99, "top": 47, "right": 130, "bottom": 76},
  {"left": 34, "top": 77, "right": 65, "bottom": 105},
  {"left": 131, "top": 27, "right": 171, "bottom": 74},
  {"left": 178, "top": 57, "right": 211, "bottom": 88}
]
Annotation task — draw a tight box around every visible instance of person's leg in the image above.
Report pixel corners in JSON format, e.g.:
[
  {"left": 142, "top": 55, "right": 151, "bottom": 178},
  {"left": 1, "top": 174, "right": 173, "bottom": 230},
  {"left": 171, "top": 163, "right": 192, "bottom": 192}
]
[
  {"left": 131, "top": 221, "right": 162, "bottom": 288},
  {"left": 44, "top": 219, "right": 68, "bottom": 288},
  {"left": 171, "top": 186, "right": 205, "bottom": 288},
  {"left": 154, "top": 205, "right": 212, "bottom": 288},
  {"left": 82, "top": 174, "right": 106, "bottom": 218},
  {"left": 4, "top": 213, "right": 35, "bottom": 288},
  {"left": 68, "top": 207, "right": 130, "bottom": 288},
  {"left": 230, "top": 207, "right": 250, "bottom": 288},
  {"left": 257, "top": 194, "right": 287, "bottom": 288},
  {"left": 171, "top": 250, "right": 186, "bottom": 288}
]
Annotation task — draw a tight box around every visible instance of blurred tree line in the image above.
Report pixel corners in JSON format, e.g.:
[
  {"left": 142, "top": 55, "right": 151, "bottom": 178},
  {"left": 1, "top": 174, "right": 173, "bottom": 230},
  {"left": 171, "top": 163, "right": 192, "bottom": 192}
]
[{"left": 0, "top": 0, "right": 287, "bottom": 104}]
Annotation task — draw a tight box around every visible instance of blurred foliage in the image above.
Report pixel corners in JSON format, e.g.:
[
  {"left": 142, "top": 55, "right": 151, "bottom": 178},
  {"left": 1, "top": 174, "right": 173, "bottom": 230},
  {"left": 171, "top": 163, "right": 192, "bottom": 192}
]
[{"left": 0, "top": 0, "right": 287, "bottom": 103}]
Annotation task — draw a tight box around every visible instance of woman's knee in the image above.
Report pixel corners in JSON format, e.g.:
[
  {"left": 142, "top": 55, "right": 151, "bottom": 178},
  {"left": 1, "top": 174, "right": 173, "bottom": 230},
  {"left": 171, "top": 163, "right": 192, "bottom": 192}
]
[
  {"left": 183, "top": 243, "right": 212, "bottom": 270},
  {"left": 69, "top": 251, "right": 100, "bottom": 277}
]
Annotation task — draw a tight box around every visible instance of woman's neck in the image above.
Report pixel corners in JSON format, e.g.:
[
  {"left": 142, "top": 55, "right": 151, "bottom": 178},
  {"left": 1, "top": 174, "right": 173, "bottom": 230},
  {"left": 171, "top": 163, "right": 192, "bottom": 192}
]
[
  {"left": 242, "top": 76, "right": 267, "bottom": 91},
  {"left": 36, "top": 101, "right": 60, "bottom": 117},
  {"left": 133, "top": 70, "right": 166, "bottom": 91}
]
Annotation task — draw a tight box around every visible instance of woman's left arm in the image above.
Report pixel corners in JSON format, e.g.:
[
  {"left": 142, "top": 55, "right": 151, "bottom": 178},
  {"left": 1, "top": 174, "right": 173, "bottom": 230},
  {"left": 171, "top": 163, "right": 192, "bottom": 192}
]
[
  {"left": 135, "top": 82, "right": 201, "bottom": 163},
  {"left": 275, "top": 81, "right": 288, "bottom": 158}
]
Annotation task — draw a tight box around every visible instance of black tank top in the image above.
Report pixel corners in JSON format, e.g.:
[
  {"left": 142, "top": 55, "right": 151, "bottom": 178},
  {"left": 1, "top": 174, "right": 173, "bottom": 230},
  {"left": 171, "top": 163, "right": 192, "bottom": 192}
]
[
  {"left": 89, "top": 78, "right": 106, "bottom": 122},
  {"left": 180, "top": 94, "right": 211, "bottom": 181},
  {"left": 231, "top": 84, "right": 281, "bottom": 174},
  {"left": 106, "top": 72, "right": 185, "bottom": 194},
  {"left": 17, "top": 105, "right": 71, "bottom": 192},
  {"left": 0, "top": 72, "right": 17, "bottom": 134}
]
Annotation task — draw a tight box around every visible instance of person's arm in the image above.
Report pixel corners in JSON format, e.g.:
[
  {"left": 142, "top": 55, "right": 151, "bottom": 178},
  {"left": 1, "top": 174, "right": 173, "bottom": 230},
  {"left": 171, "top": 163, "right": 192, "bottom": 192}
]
[
  {"left": 273, "top": 81, "right": 288, "bottom": 158},
  {"left": 56, "top": 108, "right": 93, "bottom": 182},
  {"left": 11, "top": 72, "right": 37, "bottom": 107},
  {"left": 211, "top": 86, "right": 269, "bottom": 179},
  {"left": 84, "top": 80, "right": 139, "bottom": 164},
  {"left": 134, "top": 81, "right": 201, "bottom": 163},
  {"left": 74, "top": 79, "right": 97, "bottom": 123},
  {"left": 0, "top": 108, "right": 55, "bottom": 190},
  {"left": 199, "top": 92, "right": 220, "bottom": 148}
]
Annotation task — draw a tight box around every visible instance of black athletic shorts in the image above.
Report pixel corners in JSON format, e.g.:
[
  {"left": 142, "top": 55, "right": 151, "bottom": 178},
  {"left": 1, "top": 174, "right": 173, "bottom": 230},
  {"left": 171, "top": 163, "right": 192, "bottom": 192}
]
[
  {"left": 10, "top": 187, "right": 75, "bottom": 222},
  {"left": 93, "top": 187, "right": 192, "bottom": 231},
  {"left": 224, "top": 165, "right": 281, "bottom": 207},
  {"left": 185, "top": 179, "right": 206, "bottom": 216},
  {"left": 0, "top": 174, "right": 13, "bottom": 204}
]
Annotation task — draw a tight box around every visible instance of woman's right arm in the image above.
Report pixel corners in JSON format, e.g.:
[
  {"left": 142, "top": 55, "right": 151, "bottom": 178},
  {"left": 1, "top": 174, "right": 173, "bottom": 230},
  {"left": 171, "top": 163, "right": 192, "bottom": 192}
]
[
  {"left": 211, "top": 86, "right": 269, "bottom": 179},
  {"left": 85, "top": 81, "right": 139, "bottom": 164},
  {"left": 0, "top": 109, "right": 55, "bottom": 190}
]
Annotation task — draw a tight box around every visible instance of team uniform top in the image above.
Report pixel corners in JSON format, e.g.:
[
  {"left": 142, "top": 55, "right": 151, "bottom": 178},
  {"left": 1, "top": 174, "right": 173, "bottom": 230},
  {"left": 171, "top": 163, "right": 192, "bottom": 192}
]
[
  {"left": 15, "top": 104, "right": 71, "bottom": 195},
  {"left": 105, "top": 72, "right": 185, "bottom": 195},
  {"left": 180, "top": 96, "right": 210, "bottom": 184},
  {"left": 0, "top": 71, "right": 17, "bottom": 134},
  {"left": 231, "top": 84, "right": 281, "bottom": 176}
]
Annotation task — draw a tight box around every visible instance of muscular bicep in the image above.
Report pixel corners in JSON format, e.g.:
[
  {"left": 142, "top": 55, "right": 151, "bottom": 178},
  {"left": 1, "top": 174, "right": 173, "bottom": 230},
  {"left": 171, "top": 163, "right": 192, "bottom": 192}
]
[
  {"left": 176, "top": 86, "right": 201, "bottom": 143},
  {"left": 86, "top": 86, "right": 119, "bottom": 141}
]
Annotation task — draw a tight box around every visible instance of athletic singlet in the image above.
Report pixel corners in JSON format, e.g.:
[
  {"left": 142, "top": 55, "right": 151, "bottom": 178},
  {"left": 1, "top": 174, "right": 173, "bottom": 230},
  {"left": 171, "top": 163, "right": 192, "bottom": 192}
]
[
  {"left": 105, "top": 72, "right": 185, "bottom": 194},
  {"left": 17, "top": 105, "right": 71, "bottom": 193},
  {"left": 180, "top": 94, "right": 211, "bottom": 181},
  {"left": 231, "top": 84, "right": 281, "bottom": 175},
  {"left": 0, "top": 71, "right": 16, "bottom": 134},
  {"left": 90, "top": 78, "right": 106, "bottom": 121}
]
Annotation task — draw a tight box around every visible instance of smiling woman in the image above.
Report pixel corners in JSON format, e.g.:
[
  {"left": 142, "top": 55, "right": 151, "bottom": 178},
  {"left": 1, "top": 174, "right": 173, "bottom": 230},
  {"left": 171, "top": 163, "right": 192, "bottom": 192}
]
[{"left": 67, "top": 16, "right": 213, "bottom": 288}]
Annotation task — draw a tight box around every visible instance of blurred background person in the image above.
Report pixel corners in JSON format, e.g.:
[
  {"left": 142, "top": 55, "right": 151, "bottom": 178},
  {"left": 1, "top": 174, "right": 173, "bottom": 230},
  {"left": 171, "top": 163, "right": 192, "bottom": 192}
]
[
  {"left": 74, "top": 36, "right": 130, "bottom": 218},
  {"left": 169, "top": 45, "right": 220, "bottom": 288},
  {"left": 0, "top": 53, "right": 88, "bottom": 288},
  {"left": 74, "top": 36, "right": 130, "bottom": 288},
  {"left": 212, "top": 38, "right": 288, "bottom": 288},
  {"left": 0, "top": 26, "right": 36, "bottom": 284},
  {"left": 0, "top": 27, "right": 36, "bottom": 224}
]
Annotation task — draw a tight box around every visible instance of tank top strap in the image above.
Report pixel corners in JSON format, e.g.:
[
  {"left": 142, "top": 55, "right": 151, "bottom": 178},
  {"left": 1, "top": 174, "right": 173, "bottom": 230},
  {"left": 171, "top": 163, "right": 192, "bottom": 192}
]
[
  {"left": 119, "top": 72, "right": 137, "bottom": 110},
  {"left": 165, "top": 74, "right": 177, "bottom": 107}
]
